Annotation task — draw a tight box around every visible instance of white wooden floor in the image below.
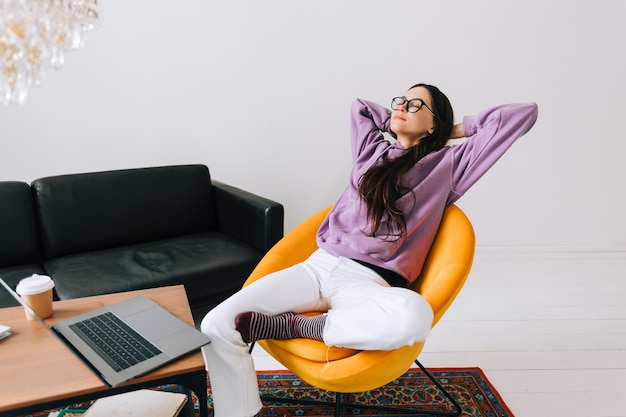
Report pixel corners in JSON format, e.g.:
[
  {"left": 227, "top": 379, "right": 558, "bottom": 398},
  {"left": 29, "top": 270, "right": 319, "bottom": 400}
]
[{"left": 251, "top": 249, "right": 626, "bottom": 417}]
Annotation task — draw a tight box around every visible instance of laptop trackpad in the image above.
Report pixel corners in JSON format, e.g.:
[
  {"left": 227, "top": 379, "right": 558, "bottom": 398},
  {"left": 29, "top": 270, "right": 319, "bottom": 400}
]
[{"left": 123, "top": 305, "right": 188, "bottom": 342}]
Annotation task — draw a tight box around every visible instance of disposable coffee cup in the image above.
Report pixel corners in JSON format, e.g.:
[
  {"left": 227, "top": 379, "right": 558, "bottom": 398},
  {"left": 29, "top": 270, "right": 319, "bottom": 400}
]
[{"left": 16, "top": 274, "right": 55, "bottom": 320}]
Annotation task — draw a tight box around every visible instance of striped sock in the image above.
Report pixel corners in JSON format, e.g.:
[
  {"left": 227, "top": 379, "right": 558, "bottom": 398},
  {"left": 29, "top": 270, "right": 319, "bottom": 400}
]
[
  {"left": 235, "top": 311, "right": 326, "bottom": 343},
  {"left": 291, "top": 313, "right": 326, "bottom": 341}
]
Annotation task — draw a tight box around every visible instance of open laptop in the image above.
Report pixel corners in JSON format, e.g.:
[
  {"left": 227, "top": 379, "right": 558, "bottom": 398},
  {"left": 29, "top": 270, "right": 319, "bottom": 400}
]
[{"left": 0, "top": 277, "right": 210, "bottom": 387}]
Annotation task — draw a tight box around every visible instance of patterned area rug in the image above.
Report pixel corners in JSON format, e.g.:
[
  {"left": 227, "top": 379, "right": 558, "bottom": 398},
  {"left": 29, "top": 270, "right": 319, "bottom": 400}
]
[
  {"left": 239, "top": 368, "right": 514, "bottom": 417},
  {"left": 21, "top": 367, "right": 513, "bottom": 417}
]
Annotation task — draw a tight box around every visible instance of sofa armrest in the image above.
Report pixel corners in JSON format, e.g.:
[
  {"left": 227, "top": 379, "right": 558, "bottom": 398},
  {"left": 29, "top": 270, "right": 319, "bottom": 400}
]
[{"left": 213, "top": 181, "right": 284, "bottom": 253}]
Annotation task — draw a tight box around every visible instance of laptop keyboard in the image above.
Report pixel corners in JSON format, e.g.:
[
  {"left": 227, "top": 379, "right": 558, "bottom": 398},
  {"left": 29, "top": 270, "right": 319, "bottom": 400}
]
[{"left": 69, "top": 312, "right": 162, "bottom": 371}]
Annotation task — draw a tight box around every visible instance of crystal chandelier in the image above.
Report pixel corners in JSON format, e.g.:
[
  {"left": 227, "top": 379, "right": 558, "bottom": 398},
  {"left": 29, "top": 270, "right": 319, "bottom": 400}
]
[{"left": 0, "top": 0, "right": 99, "bottom": 106}]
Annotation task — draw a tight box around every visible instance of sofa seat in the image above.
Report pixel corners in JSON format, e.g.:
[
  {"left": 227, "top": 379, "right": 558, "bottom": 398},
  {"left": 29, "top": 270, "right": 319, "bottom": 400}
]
[{"left": 45, "top": 231, "right": 261, "bottom": 303}]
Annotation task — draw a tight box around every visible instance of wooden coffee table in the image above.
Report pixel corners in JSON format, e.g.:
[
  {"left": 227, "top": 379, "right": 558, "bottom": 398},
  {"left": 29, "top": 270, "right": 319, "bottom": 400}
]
[{"left": 0, "top": 285, "right": 209, "bottom": 417}]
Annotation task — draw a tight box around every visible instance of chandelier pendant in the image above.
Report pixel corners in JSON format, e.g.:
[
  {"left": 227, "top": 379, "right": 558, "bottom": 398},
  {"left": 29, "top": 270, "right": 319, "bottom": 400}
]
[{"left": 0, "top": 0, "right": 99, "bottom": 106}]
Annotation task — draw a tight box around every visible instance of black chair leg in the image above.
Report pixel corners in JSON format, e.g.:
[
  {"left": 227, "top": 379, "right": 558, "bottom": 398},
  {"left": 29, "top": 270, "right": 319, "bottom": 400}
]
[
  {"left": 411, "top": 359, "right": 463, "bottom": 416},
  {"left": 335, "top": 392, "right": 343, "bottom": 417},
  {"left": 335, "top": 359, "right": 461, "bottom": 416},
  {"left": 260, "top": 371, "right": 461, "bottom": 415}
]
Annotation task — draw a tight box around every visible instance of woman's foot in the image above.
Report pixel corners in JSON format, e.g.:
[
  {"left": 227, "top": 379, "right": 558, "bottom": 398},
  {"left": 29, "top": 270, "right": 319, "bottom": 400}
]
[{"left": 235, "top": 311, "right": 326, "bottom": 343}]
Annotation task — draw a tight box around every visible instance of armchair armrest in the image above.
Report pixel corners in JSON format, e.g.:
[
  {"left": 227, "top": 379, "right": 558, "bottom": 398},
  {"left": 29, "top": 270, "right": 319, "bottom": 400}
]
[{"left": 212, "top": 181, "right": 284, "bottom": 253}]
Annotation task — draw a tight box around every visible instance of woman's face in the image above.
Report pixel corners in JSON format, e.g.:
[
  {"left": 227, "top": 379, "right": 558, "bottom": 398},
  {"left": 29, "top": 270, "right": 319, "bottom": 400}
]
[{"left": 389, "top": 86, "right": 436, "bottom": 148}]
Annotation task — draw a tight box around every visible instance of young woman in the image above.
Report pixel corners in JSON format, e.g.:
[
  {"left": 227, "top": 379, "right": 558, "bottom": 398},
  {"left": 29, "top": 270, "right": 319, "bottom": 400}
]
[{"left": 201, "top": 84, "right": 538, "bottom": 417}]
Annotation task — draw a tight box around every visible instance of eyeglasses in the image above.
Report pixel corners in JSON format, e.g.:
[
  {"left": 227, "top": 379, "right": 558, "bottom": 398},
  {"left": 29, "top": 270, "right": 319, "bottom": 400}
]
[{"left": 391, "top": 97, "right": 436, "bottom": 117}]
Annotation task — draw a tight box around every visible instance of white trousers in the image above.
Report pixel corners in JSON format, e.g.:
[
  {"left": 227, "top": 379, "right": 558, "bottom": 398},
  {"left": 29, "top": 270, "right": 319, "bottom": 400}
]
[{"left": 200, "top": 249, "right": 434, "bottom": 417}]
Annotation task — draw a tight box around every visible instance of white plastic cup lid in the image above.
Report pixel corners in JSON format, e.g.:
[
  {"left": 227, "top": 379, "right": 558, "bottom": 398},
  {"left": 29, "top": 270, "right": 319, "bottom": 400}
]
[{"left": 16, "top": 274, "right": 55, "bottom": 295}]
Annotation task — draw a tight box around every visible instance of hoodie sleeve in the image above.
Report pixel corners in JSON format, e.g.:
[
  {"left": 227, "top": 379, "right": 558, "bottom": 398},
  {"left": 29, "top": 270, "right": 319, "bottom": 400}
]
[
  {"left": 448, "top": 102, "right": 539, "bottom": 201},
  {"left": 350, "top": 99, "right": 391, "bottom": 161}
]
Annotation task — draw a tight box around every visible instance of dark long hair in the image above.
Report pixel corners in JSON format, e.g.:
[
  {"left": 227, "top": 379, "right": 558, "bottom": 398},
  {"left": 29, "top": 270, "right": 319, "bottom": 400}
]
[{"left": 358, "top": 83, "right": 454, "bottom": 239}]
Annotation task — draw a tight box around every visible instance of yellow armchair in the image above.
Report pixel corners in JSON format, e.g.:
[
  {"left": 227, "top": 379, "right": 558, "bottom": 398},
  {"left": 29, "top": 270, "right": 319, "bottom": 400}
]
[{"left": 243, "top": 204, "right": 475, "bottom": 415}]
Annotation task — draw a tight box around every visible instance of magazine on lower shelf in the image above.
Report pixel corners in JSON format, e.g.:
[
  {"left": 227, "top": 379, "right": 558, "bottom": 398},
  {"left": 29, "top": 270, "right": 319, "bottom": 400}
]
[{"left": 82, "top": 389, "right": 188, "bottom": 417}]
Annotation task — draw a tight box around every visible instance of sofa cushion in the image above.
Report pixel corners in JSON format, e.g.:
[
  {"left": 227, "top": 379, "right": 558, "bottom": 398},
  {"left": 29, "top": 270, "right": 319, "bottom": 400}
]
[
  {"left": 0, "top": 181, "right": 43, "bottom": 266},
  {"left": 32, "top": 165, "right": 216, "bottom": 258},
  {"left": 44, "top": 231, "right": 262, "bottom": 301}
]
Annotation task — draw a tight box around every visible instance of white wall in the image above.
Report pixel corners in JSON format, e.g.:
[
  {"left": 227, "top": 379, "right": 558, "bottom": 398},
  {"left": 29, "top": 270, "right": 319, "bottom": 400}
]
[{"left": 1, "top": 1, "right": 624, "bottom": 249}]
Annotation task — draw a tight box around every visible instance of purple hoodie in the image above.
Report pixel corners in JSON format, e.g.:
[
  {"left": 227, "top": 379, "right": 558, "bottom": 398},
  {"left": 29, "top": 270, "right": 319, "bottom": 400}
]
[{"left": 317, "top": 99, "right": 539, "bottom": 284}]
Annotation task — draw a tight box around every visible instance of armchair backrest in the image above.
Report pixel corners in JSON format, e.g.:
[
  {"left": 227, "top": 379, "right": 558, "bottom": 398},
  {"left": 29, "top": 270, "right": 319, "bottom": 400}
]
[
  {"left": 248, "top": 204, "right": 475, "bottom": 320},
  {"left": 246, "top": 206, "right": 331, "bottom": 284},
  {"left": 413, "top": 204, "right": 475, "bottom": 325}
]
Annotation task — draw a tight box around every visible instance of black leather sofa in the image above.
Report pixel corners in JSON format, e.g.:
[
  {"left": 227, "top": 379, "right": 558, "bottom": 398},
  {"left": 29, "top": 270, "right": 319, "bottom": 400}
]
[{"left": 0, "top": 164, "right": 283, "bottom": 324}]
